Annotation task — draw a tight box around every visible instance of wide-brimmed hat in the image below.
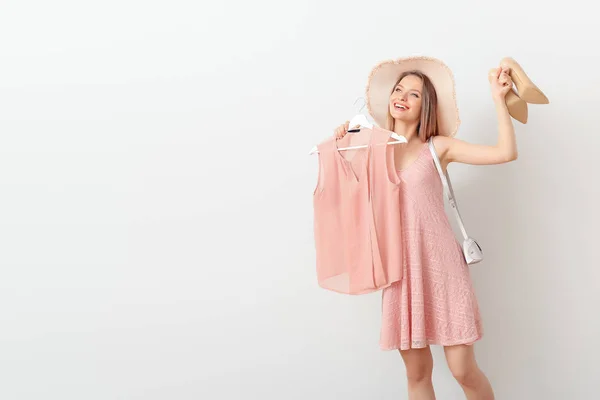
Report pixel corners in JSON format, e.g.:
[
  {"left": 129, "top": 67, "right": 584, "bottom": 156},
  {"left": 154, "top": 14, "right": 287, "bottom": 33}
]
[{"left": 365, "top": 55, "right": 460, "bottom": 137}]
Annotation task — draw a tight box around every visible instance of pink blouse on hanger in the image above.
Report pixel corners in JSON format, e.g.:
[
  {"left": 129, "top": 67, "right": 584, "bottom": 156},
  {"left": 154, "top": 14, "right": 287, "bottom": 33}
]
[{"left": 312, "top": 126, "right": 405, "bottom": 295}]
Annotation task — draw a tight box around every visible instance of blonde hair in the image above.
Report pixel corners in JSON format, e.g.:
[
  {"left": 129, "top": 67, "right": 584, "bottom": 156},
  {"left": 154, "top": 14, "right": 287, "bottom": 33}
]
[{"left": 386, "top": 70, "right": 439, "bottom": 141}]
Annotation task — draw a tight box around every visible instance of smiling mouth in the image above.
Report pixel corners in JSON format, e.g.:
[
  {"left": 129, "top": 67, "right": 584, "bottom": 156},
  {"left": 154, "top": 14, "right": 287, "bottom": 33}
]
[{"left": 393, "top": 102, "right": 409, "bottom": 110}]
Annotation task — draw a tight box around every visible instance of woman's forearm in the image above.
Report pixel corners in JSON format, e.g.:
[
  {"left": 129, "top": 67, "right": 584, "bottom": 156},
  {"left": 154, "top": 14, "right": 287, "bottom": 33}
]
[{"left": 494, "top": 99, "right": 518, "bottom": 161}]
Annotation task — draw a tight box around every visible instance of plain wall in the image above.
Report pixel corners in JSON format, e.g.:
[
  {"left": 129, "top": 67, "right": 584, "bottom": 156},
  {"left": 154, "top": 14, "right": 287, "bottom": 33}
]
[{"left": 1, "top": 0, "right": 599, "bottom": 399}]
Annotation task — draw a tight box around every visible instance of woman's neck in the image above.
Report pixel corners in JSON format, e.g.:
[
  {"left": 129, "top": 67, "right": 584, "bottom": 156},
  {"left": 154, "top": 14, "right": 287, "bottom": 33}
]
[{"left": 393, "top": 119, "right": 421, "bottom": 143}]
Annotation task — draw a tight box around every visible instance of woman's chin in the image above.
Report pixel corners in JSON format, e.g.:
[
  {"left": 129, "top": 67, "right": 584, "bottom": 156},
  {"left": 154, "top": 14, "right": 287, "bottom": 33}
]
[{"left": 391, "top": 112, "right": 415, "bottom": 122}]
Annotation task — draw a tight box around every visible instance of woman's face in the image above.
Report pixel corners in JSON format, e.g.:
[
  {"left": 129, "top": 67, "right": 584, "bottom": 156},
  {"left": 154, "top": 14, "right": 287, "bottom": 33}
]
[{"left": 389, "top": 74, "right": 423, "bottom": 123}]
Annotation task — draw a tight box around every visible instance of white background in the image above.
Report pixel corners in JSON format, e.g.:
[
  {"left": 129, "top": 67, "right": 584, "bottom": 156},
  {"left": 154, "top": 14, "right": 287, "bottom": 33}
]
[{"left": 1, "top": 0, "right": 599, "bottom": 399}]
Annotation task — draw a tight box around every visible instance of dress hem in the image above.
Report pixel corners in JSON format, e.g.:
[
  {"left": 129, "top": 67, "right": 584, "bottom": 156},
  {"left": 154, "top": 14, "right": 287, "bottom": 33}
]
[{"left": 379, "top": 333, "right": 483, "bottom": 351}]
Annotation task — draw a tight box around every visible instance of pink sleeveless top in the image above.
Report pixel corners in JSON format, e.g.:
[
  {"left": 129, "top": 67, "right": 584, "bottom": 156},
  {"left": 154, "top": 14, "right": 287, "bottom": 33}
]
[{"left": 312, "top": 126, "right": 404, "bottom": 295}]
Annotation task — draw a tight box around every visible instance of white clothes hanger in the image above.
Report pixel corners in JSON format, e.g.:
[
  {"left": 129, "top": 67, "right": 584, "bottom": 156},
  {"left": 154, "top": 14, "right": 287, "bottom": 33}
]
[{"left": 308, "top": 113, "right": 407, "bottom": 155}]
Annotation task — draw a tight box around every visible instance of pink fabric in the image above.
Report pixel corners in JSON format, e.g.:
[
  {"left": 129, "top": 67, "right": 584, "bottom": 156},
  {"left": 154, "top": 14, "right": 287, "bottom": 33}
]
[
  {"left": 312, "top": 126, "right": 404, "bottom": 295},
  {"left": 379, "top": 141, "right": 483, "bottom": 350}
]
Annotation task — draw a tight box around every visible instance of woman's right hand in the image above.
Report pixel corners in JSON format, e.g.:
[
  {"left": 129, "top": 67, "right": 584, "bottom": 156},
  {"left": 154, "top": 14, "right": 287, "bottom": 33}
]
[{"left": 333, "top": 121, "right": 350, "bottom": 139}]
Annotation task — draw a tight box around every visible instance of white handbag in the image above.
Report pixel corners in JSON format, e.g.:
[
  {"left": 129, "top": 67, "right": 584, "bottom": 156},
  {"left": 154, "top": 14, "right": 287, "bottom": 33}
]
[{"left": 428, "top": 138, "right": 483, "bottom": 265}]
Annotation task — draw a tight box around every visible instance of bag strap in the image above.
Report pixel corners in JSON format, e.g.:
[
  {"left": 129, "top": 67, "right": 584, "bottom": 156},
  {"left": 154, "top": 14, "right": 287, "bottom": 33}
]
[{"left": 428, "top": 138, "right": 469, "bottom": 241}]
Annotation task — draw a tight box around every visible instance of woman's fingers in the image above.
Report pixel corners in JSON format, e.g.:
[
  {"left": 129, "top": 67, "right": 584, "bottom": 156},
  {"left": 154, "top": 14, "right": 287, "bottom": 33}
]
[
  {"left": 334, "top": 123, "right": 347, "bottom": 138},
  {"left": 334, "top": 120, "right": 366, "bottom": 138}
]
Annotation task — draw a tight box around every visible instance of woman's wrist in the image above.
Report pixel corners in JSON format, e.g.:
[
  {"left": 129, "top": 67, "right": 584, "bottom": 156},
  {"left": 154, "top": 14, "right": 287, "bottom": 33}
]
[{"left": 493, "top": 96, "right": 508, "bottom": 110}]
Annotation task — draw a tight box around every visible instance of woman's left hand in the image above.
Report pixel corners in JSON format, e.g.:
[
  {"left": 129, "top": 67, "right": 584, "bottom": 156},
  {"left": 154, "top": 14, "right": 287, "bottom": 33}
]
[{"left": 489, "top": 66, "right": 513, "bottom": 102}]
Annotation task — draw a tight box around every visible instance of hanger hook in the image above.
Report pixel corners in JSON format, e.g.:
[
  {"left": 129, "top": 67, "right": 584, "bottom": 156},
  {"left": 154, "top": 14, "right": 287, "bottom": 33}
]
[{"left": 353, "top": 96, "right": 367, "bottom": 113}]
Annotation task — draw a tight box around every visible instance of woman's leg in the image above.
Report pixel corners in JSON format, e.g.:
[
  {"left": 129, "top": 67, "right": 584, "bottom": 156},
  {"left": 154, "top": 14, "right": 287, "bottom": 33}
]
[
  {"left": 443, "top": 344, "right": 494, "bottom": 400},
  {"left": 399, "top": 346, "right": 436, "bottom": 400}
]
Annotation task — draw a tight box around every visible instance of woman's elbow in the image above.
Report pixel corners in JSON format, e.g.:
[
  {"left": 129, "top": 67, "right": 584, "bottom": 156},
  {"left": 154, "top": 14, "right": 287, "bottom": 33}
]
[{"left": 503, "top": 151, "right": 518, "bottom": 163}]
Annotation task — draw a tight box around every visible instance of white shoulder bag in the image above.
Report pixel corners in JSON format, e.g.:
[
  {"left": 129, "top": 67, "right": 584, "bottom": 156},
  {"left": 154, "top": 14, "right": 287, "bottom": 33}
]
[{"left": 428, "top": 138, "right": 483, "bottom": 265}]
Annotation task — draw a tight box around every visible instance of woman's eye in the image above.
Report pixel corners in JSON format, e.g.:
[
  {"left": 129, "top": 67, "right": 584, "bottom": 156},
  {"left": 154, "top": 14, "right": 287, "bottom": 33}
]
[
  {"left": 395, "top": 88, "right": 401, "bottom": 92},
  {"left": 411, "top": 93, "right": 419, "bottom": 98}
]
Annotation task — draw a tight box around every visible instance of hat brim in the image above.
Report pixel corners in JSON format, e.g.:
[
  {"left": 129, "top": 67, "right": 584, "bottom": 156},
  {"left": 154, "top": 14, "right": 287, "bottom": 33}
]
[{"left": 365, "top": 56, "right": 460, "bottom": 137}]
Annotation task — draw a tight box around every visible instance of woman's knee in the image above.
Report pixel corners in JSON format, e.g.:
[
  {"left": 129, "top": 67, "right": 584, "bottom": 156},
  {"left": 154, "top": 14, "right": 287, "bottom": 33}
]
[
  {"left": 400, "top": 347, "right": 433, "bottom": 383},
  {"left": 444, "top": 345, "right": 480, "bottom": 387},
  {"left": 449, "top": 364, "right": 480, "bottom": 387}
]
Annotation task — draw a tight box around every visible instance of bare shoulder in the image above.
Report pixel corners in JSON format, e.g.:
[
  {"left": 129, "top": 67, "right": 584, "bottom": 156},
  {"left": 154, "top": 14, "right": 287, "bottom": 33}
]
[{"left": 429, "top": 135, "right": 453, "bottom": 160}]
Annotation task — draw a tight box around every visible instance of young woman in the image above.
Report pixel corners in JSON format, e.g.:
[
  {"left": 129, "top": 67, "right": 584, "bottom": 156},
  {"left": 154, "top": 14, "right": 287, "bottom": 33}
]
[{"left": 333, "top": 56, "right": 525, "bottom": 400}]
